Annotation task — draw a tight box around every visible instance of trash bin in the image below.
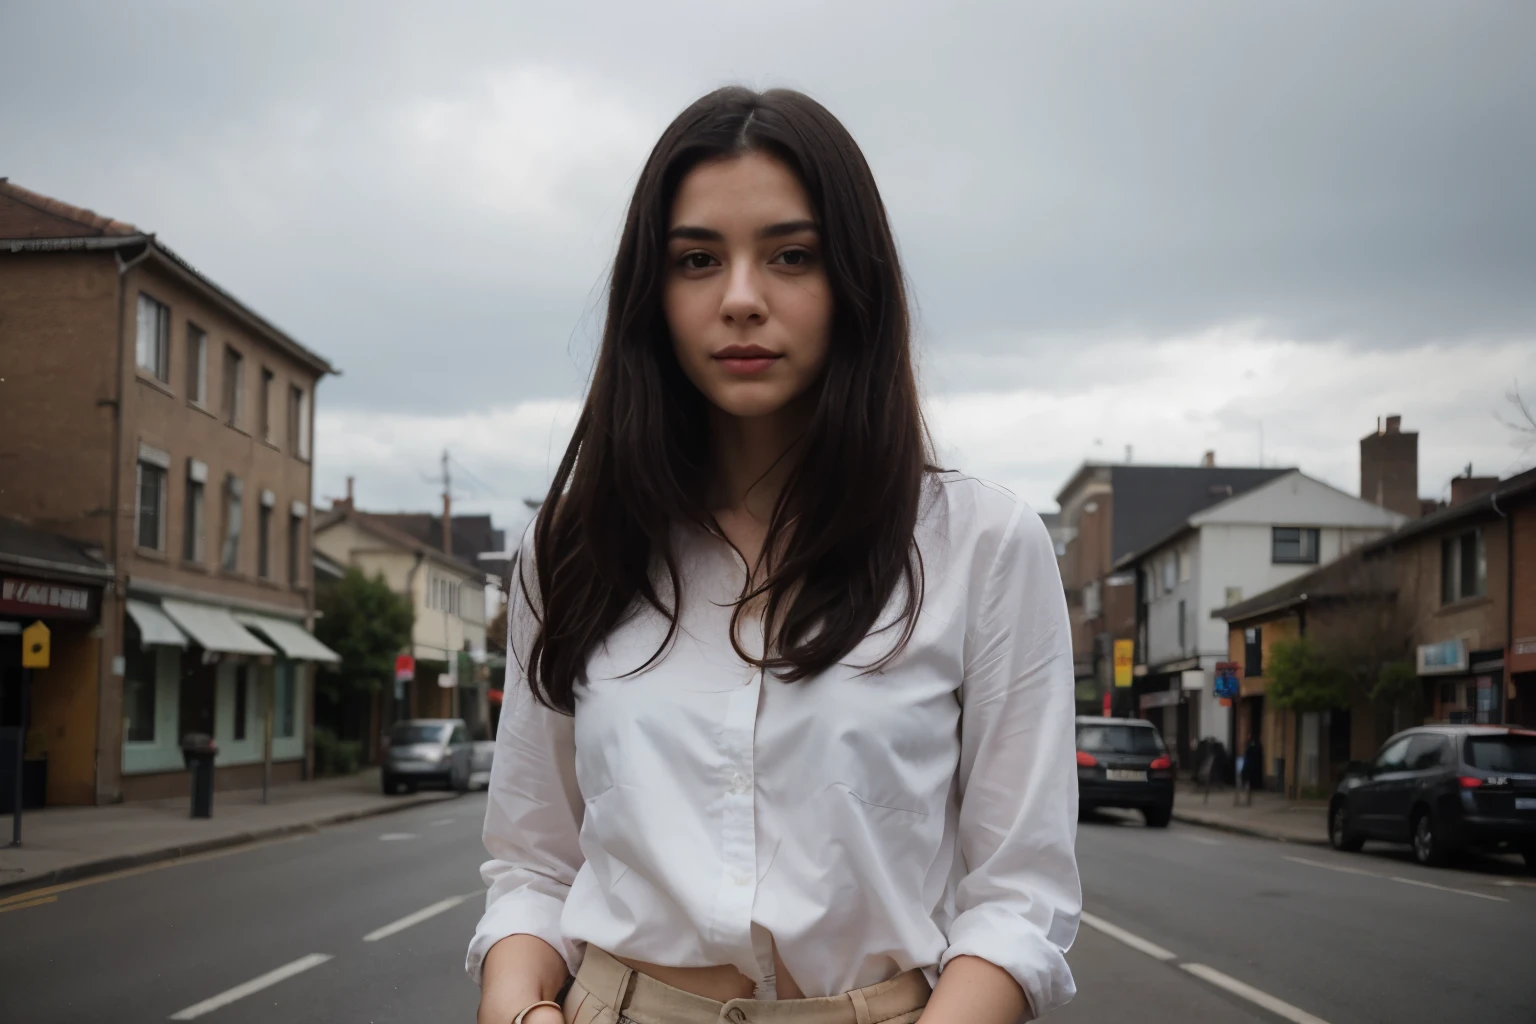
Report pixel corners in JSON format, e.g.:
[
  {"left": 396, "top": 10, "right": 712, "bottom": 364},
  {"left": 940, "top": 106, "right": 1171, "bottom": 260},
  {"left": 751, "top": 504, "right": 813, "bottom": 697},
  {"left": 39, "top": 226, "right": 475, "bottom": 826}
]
[{"left": 181, "top": 733, "right": 218, "bottom": 819}]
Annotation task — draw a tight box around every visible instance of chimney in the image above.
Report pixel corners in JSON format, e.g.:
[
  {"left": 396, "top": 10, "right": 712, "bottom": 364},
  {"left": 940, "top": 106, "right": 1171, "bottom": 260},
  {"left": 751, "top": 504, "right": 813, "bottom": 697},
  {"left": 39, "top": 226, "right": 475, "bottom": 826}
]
[
  {"left": 1201, "top": 450, "right": 1216, "bottom": 468},
  {"left": 1360, "top": 413, "right": 1420, "bottom": 518},
  {"left": 334, "top": 475, "right": 355, "bottom": 512},
  {"left": 1450, "top": 465, "right": 1499, "bottom": 509}
]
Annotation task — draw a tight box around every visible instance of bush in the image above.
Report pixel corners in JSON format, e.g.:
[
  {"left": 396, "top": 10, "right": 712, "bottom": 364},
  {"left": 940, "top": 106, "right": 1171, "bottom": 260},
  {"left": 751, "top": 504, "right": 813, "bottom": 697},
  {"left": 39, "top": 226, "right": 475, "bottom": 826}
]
[{"left": 313, "top": 726, "right": 362, "bottom": 778}]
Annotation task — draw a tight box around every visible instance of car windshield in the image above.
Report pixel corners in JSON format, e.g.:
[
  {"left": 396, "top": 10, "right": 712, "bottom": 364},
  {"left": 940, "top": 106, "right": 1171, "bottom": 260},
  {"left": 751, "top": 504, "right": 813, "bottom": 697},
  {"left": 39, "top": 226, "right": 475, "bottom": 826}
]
[
  {"left": 1077, "top": 724, "right": 1165, "bottom": 755},
  {"left": 1465, "top": 734, "right": 1536, "bottom": 774},
  {"left": 391, "top": 723, "right": 448, "bottom": 746}
]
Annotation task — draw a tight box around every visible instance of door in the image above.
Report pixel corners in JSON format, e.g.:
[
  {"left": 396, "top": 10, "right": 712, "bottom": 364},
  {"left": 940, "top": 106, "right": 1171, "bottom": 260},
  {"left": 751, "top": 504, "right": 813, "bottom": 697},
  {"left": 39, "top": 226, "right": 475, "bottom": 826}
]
[
  {"left": 1356, "top": 735, "right": 1412, "bottom": 836},
  {"left": 1379, "top": 734, "right": 1451, "bottom": 840}
]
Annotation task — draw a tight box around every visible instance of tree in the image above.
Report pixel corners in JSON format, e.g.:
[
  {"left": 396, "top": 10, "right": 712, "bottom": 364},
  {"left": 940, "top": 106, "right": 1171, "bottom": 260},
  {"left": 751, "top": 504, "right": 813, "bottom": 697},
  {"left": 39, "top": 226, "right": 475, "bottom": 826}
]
[
  {"left": 1266, "top": 638, "right": 1348, "bottom": 713},
  {"left": 314, "top": 567, "right": 413, "bottom": 717}
]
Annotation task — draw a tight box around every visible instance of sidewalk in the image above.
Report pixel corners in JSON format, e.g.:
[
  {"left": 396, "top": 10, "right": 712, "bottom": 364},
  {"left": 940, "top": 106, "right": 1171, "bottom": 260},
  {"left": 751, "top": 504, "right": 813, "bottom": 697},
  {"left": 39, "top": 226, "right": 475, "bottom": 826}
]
[
  {"left": 0, "top": 768, "right": 458, "bottom": 898},
  {"left": 1172, "top": 780, "right": 1329, "bottom": 845}
]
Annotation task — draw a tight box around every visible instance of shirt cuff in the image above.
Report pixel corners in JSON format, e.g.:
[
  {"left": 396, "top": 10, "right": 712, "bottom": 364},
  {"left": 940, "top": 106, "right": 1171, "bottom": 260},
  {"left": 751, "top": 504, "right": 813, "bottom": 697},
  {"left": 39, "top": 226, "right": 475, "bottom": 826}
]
[
  {"left": 940, "top": 903, "right": 1078, "bottom": 1019},
  {"left": 465, "top": 887, "right": 583, "bottom": 985}
]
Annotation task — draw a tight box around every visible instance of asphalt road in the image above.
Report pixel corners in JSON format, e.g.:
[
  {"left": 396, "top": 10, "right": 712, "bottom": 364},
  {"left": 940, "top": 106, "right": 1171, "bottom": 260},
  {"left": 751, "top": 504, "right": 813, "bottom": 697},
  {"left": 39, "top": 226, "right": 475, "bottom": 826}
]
[{"left": 1, "top": 794, "right": 1532, "bottom": 1023}]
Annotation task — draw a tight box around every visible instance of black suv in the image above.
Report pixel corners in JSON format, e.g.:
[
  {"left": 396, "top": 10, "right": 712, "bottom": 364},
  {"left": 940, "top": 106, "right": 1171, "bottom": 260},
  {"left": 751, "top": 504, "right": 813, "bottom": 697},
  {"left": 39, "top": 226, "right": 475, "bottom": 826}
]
[
  {"left": 1328, "top": 726, "right": 1536, "bottom": 867},
  {"left": 1075, "top": 716, "right": 1176, "bottom": 827}
]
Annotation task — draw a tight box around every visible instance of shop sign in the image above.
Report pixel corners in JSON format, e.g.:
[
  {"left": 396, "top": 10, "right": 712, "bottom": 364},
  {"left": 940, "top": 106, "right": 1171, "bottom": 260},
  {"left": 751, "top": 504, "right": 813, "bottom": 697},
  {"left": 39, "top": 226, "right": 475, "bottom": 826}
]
[
  {"left": 1416, "top": 639, "right": 1468, "bottom": 676},
  {"left": 0, "top": 575, "right": 97, "bottom": 620},
  {"left": 1140, "top": 689, "right": 1180, "bottom": 710},
  {"left": 1113, "top": 639, "right": 1134, "bottom": 688}
]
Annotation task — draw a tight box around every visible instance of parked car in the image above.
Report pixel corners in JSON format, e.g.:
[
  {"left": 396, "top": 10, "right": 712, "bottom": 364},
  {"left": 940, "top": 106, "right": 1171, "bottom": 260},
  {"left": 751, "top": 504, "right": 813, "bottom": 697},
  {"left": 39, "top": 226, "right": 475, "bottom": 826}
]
[
  {"left": 469, "top": 740, "right": 496, "bottom": 790},
  {"left": 1328, "top": 726, "right": 1536, "bottom": 868},
  {"left": 382, "top": 718, "right": 474, "bottom": 795},
  {"left": 1075, "top": 716, "right": 1176, "bottom": 827}
]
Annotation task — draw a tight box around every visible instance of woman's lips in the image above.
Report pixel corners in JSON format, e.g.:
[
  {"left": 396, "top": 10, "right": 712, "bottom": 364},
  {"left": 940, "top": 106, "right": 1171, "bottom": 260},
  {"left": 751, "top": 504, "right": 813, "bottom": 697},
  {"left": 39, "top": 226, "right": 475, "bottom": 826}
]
[{"left": 715, "top": 356, "right": 779, "bottom": 375}]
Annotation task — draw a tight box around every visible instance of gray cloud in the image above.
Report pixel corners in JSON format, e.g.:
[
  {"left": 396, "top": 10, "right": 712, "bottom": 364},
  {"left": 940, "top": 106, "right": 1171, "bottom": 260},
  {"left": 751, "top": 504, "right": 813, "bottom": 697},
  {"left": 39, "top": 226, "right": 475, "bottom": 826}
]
[{"left": 3, "top": 0, "right": 1533, "bottom": 425}]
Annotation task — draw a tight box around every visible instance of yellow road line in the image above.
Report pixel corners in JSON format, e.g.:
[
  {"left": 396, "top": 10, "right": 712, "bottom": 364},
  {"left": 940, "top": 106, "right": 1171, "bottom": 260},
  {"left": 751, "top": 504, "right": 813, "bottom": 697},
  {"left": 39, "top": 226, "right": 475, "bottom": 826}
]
[{"left": 0, "top": 895, "right": 57, "bottom": 913}]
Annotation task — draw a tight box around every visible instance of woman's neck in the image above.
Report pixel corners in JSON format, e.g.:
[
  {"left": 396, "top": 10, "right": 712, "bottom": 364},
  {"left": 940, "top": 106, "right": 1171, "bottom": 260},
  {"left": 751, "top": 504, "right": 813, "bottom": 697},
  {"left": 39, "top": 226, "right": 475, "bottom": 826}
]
[{"left": 707, "top": 400, "right": 809, "bottom": 521}]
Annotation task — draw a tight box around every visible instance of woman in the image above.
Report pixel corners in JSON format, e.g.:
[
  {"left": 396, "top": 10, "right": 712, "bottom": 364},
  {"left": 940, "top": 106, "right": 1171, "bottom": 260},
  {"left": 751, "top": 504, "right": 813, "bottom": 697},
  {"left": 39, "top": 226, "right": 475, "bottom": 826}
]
[{"left": 470, "top": 87, "right": 1079, "bottom": 1024}]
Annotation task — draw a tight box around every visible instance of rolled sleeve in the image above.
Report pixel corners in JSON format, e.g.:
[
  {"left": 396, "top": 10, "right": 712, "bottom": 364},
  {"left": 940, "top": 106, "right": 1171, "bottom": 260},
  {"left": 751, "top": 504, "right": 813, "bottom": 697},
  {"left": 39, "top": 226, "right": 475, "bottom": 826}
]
[
  {"left": 942, "top": 498, "right": 1081, "bottom": 1017},
  {"left": 466, "top": 546, "right": 587, "bottom": 985}
]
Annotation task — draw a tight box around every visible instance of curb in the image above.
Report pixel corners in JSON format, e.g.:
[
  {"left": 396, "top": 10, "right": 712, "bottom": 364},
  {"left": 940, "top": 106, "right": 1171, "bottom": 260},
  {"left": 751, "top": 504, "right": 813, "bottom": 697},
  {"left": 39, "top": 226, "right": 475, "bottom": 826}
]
[
  {"left": 1172, "top": 809, "right": 1329, "bottom": 846},
  {"left": 0, "top": 790, "right": 460, "bottom": 901}
]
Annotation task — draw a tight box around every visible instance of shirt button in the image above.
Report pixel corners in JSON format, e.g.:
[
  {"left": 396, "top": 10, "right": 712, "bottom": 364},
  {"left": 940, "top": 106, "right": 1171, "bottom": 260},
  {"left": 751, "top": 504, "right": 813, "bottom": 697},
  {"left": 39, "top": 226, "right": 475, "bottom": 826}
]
[{"left": 730, "top": 773, "right": 749, "bottom": 794}]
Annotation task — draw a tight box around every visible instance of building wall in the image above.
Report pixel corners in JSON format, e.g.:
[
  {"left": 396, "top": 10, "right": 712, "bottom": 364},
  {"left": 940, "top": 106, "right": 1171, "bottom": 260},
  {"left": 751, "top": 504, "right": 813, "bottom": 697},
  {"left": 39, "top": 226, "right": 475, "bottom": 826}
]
[
  {"left": 118, "top": 262, "right": 318, "bottom": 615},
  {"left": 1510, "top": 502, "right": 1536, "bottom": 678},
  {"left": 26, "top": 619, "right": 101, "bottom": 805},
  {"left": 0, "top": 252, "right": 119, "bottom": 543},
  {"left": 1392, "top": 518, "right": 1509, "bottom": 653}
]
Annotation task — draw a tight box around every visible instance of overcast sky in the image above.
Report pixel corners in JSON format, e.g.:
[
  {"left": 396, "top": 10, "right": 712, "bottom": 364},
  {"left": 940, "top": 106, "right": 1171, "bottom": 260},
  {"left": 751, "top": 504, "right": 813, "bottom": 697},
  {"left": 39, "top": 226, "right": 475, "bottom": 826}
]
[{"left": 4, "top": 1, "right": 1533, "bottom": 530}]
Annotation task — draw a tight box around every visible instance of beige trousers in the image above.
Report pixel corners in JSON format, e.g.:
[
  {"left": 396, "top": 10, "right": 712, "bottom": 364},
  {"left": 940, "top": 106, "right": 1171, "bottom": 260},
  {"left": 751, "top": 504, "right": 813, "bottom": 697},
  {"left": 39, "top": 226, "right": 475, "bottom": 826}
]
[{"left": 564, "top": 947, "right": 931, "bottom": 1024}]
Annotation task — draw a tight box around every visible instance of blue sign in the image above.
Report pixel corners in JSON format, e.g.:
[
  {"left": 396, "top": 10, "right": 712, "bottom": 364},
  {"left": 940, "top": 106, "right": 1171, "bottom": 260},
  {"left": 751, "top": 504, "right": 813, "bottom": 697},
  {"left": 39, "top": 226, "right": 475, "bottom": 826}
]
[{"left": 1213, "top": 668, "right": 1240, "bottom": 700}]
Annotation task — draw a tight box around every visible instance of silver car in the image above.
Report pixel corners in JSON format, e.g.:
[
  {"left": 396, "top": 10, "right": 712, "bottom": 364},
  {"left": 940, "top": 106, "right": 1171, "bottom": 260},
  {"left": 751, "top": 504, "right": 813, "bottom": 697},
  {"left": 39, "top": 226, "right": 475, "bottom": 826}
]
[{"left": 382, "top": 718, "right": 474, "bottom": 795}]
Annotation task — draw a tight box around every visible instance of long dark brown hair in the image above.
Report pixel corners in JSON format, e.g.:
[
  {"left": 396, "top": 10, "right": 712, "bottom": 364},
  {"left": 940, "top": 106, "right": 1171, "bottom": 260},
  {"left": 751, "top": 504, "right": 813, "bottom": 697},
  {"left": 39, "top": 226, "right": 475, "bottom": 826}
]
[{"left": 522, "top": 86, "right": 934, "bottom": 713}]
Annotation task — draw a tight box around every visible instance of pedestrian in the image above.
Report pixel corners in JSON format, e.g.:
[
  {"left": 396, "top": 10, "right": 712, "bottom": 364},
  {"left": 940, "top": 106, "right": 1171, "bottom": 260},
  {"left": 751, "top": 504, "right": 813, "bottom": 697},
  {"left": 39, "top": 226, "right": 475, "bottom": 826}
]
[
  {"left": 1243, "top": 734, "right": 1264, "bottom": 805},
  {"left": 469, "top": 87, "right": 1080, "bottom": 1024}
]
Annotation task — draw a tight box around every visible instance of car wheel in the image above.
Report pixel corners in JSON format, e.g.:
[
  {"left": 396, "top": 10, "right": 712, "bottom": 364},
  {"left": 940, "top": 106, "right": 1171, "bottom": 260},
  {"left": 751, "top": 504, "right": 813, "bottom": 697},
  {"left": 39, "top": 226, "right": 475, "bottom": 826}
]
[
  {"left": 1411, "top": 807, "right": 1450, "bottom": 866},
  {"left": 1329, "top": 800, "right": 1364, "bottom": 852},
  {"left": 381, "top": 773, "right": 397, "bottom": 796},
  {"left": 1143, "top": 804, "right": 1172, "bottom": 828},
  {"left": 403, "top": 780, "right": 419, "bottom": 795}
]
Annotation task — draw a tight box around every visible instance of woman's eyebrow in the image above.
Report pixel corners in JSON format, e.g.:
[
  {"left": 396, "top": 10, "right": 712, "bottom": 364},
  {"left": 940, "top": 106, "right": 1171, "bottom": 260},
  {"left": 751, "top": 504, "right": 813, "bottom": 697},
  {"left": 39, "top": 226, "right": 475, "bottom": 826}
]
[{"left": 667, "top": 219, "right": 820, "bottom": 242}]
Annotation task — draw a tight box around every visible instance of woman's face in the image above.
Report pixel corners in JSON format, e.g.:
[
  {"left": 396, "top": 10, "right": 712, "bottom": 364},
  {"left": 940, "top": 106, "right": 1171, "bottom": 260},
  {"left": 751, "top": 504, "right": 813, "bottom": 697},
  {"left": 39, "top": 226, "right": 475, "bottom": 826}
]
[{"left": 664, "top": 151, "right": 832, "bottom": 423}]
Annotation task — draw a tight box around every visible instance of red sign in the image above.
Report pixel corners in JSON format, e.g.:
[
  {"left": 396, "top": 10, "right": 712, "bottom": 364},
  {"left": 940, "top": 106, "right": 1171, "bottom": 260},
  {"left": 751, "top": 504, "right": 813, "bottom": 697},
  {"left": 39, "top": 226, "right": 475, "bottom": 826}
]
[
  {"left": 1102, "top": 692, "right": 1112, "bottom": 718},
  {"left": 0, "top": 576, "right": 97, "bottom": 620},
  {"left": 394, "top": 653, "right": 415, "bottom": 682}
]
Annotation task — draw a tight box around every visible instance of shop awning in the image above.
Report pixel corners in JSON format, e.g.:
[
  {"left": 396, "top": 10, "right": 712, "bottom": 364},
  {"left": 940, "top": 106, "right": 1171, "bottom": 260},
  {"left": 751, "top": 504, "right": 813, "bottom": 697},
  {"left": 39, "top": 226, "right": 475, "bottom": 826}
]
[
  {"left": 125, "top": 599, "right": 190, "bottom": 647},
  {"left": 160, "top": 599, "right": 276, "bottom": 656},
  {"left": 235, "top": 613, "right": 341, "bottom": 664}
]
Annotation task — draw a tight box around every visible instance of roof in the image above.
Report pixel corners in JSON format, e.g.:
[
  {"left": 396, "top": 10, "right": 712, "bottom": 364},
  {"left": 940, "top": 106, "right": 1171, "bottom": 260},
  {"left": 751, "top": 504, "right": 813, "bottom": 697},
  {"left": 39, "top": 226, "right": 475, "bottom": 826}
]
[
  {"left": 370, "top": 513, "right": 506, "bottom": 561},
  {"left": 1105, "top": 464, "right": 1291, "bottom": 563},
  {"left": 0, "top": 178, "right": 338, "bottom": 377},
  {"left": 1363, "top": 465, "right": 1536, "bottom": 555},
  {"left": 1212, "top": 547, "right": 1395, "bottom": 624},
  {"left": 315, "top": 506, "right": 489, "bottom": 581},
  {"left": 0, "top": 517, "right": 114, "bottom": 584}
]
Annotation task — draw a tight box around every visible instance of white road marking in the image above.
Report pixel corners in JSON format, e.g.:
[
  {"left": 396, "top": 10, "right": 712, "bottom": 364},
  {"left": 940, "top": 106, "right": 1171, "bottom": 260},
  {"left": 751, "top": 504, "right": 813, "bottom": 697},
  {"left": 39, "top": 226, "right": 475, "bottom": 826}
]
[
  {"left": 1493, "top": 878, "right": 1536, "bottom": 888},
  {"left": 363, "top": 892, "right": 479, "bottom": 942},
  {"left": 429, "top": 817, "right": 455, "bottom": 827},
  {"left": 378, "top": 832, "right": 419, "bottom": 841},
  {"left": 168, "top": 953, "right": 333, "bottom": 1020},
  {"left": 1388, "top": 875, "right": 1508, "bottom": 903},
  {"left": 1282, "top": 855, "right": 1380, "bottom": 877},
  {"left": 1181, "top": 963, "right": 1332, "bottom": 1024},
  {"left": 1079, "top": 911, "right": 1177, "bottom": 961}
]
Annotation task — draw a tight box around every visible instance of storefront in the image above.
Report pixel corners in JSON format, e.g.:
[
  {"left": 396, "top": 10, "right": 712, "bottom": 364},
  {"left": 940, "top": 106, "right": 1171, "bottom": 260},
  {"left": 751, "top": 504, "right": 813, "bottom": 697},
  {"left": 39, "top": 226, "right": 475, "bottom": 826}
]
[
  {"left": 118, "top": 590, "right": 339, "bottom": 801},
  {"left": 1420, "top": 639, "right": 1507, "bottom": 725},
  {"left": 0, "top": 520, "right": 113, "bottom": 810}
]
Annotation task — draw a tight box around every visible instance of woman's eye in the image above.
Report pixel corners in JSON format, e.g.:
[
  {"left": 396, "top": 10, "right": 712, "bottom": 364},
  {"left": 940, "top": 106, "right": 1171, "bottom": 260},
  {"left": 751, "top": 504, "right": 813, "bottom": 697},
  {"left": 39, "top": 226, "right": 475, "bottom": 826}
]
[
  {"left": 680, "top": 252, "right": 717, "bottom": 270},
  {"left": 773, "top": 248, "right": 814, "bottom": 267}
]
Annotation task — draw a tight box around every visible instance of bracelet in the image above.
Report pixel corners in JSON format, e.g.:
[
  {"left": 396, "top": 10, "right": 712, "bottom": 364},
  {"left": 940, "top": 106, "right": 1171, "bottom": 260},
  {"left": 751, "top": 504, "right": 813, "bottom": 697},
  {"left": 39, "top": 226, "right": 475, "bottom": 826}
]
[{"left": 513, "top": 1000, "right": 562, "bottom": 1024}]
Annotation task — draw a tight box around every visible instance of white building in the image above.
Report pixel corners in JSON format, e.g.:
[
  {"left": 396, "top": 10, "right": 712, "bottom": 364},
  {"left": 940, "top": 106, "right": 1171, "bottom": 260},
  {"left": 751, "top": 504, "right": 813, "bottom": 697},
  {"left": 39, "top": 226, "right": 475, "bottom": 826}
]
[{"left": 1117, "top": 470, "right": 1406, "bottom": 765}]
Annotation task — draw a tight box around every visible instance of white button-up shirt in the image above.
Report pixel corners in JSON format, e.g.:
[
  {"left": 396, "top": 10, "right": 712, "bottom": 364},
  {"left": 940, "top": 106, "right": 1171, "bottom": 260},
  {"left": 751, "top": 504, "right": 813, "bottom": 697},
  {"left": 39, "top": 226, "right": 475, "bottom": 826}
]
[{"left": 468, "top": 473, "right": 1080, "bottom": 1016}]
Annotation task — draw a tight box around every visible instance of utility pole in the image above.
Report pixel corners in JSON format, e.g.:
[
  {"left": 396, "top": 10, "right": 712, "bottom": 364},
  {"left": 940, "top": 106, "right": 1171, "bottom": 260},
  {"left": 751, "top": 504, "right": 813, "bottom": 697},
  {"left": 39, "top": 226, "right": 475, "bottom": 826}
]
[{"left": 440, "top": 449, "right": 458, "bottom": 720}]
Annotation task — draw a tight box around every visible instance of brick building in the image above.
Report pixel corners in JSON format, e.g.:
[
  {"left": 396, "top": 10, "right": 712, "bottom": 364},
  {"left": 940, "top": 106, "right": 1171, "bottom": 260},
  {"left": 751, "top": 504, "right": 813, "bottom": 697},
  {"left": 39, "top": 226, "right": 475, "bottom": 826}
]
[{"left": 0, "top": 179, "right": 339, "bottom": 803}]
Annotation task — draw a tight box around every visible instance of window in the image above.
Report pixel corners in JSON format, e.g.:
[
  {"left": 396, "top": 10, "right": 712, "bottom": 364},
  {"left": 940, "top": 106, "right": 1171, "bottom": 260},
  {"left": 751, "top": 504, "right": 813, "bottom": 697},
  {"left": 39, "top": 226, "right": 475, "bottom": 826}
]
[
  {"left": 233, "top": 666, "right": 248, "bottom": 741},
  {"left": 1373, "top": 736, "right": 1413, "bottom": 773},
  {"left": 258, "top": 503, "right": 273, "bottom": 579},
  {"left": 1162, "top": 558, "right": 1176, "bottom": 594},
  {"left": 1178, "top": 600, "right": 1187, "bottom": 651},
  {"left": 1465, "top": 734, "right": 1536, "bottom": 774},
  {"left": 222, "top": 475, "right": 243, "bottom": 572},
  {"left": 123, "top": 640, "right": 158, "bottom": 743},
  {"left": 223, "top": 346, "right": 245, "bottom": 427},
  {"left": 276, "top": 664, "right": 297, "bottom": 738},
  {"left": 136, "top": 460, "right": 167, "bottom": 551},
  {"left": 1178, "top": 548, "right": 1191, "bottom": 583},
  {"left": 1244, "top": 627, "right": 1263, "bottom": 677},
  {"left": 288, "top": 386, "right": 310, "bottom": 460},
  {"left": 288, "top": 511, "right": 303, "bottom": 587},
  {"left": 260, "top": 368, "right": 275, "bottom": 443},
  {"left": 183, "top": 476, "right": 205, "bottom": 563},
  {"left": 135, "top": 294, "right": 171, "bottom": 382},
  {"left": 1405, "top": 734, "right": 1449, "bottom": 772},
  {"left": 1076, "top": 724, "right": 1166, "bottom": 756},
  {"left": 187, "top": 325, "right": 208, "bottom": 404},
  {"left": 1272, "top": 527, "right": 1320, "bottom": 564},
  {"left": 1440, "top": 528, "right": 1486, "bottom": 604}
]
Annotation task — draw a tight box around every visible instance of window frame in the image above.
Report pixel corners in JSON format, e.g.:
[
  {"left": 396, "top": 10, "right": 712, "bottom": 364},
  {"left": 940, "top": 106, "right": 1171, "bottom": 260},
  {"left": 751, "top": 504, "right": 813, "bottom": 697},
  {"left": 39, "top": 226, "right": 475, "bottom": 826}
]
[
  {"left": 221, "top": 475, "right": 244, "bottom": 573},
  {"left": 223, "top": 345, "right": 245, "bottom": 428},
  {"left": 1441, "top": 528, "right": 1487, "bottom": 605},
  {"left": 186, "top": 324, "right": 208, "bottom": 405},
  {"left": 183, "top": 476, "right": 205, "bottom": 564},
  {"left": 258, "top": 502, "right": 273, "bottom": 579},
  {"left": 135, "top": 460, "right": 168, "bottom": 552},
  {"left": 135, "top": 293, "right": 171, "bottom": 383},
  {"left": 289, "top": 385, "right": 311, "bottom": 461},
  {"left": 288, "top": 511, "right": 303, "bottom": 588},
  {"left": 1272, "top": 526, "right": 1321, "bottom": 565}
]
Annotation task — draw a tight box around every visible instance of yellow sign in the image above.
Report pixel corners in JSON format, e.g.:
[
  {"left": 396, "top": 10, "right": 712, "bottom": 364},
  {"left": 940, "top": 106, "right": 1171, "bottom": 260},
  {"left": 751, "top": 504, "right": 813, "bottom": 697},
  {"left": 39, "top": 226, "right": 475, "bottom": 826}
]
[
  {"left": 22, "top": 620, "right": 50, "bottom": 669},
  {"left": 1113, "top": 639, "right": 1134, "bottom": 688}
]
